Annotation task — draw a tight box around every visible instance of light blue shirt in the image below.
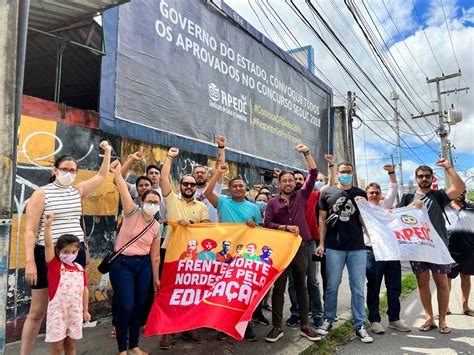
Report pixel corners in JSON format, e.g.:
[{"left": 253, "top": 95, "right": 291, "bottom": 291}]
[{"left": 217, "top": 196, "right": 262, "bottom": 224}]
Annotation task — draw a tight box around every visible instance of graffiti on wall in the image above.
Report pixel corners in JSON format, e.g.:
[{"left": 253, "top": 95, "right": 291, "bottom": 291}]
[{"left": 7, "top": 113, "right": 268, "bottom": 341}]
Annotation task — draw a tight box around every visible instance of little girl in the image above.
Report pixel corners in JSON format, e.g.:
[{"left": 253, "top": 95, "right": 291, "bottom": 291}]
[{"left": 43, "top": 212, "right": 90, "bottom": 354}]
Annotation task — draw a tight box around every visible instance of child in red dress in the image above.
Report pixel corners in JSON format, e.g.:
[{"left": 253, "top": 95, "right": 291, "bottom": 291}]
[{"left": 43, "top": 212, "right": 90, "bottom": 354}]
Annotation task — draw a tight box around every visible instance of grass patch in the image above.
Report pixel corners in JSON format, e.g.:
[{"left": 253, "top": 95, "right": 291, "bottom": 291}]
[{"left": 300, "top": 273, "right": 418, "bottom": 355}]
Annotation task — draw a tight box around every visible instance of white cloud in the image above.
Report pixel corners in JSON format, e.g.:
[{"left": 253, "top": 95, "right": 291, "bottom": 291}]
[{"left": 225, "top": 0, "right": 473, "bottom": 188}]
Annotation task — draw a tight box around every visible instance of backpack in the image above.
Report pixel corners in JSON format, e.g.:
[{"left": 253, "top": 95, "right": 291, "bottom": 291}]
[{"left": 400, "top": 190, "right": 451, "bottom": 225}]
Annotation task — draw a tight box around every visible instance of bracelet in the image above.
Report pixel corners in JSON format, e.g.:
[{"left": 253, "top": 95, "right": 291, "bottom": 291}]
[
  {"left": 303, "top": 151, "right": 311, "bottom": 156},
  {"left": 329, "top": 164, "right": 334, "bottom": 168},
  {"left": 388, "top": 171, "right": 395, "bottom": 175},
  {"left": 218, "top": 145, "right": 225, "bottom": 149},
  {"left": 166, "top": 155, "right": 174, "bottom": 160}
]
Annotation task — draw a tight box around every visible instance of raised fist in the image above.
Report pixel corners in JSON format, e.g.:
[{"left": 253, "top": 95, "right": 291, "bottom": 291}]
[
  {"left": 295, "top": 144, "right": 309, "bottom": 154},
  {"left": 130, "top": 151, "right": 144, "bottom": 161},
  {"left": 99, "top": 140, "right": 112, "bottom": 152},
  {"left": 168, "top": 147, "right": 179, "bottom": 158},
  {"left": 216, "top": 135, "right": 226, "bottom": 147},
  {"left": 109, "top": 159, "right": 121, "bottom": 173},
  {"left": 435, "top": 158, "right": 451, "bottom": 170},
  {"left": 324, "top": 154, "right": 334, "bottom": 164},
  {"left": 383, "top": 164, "right": 395, "bottom": 173},
  {"left": 44, "top": 212, "right": 54, "bottom": 225}
]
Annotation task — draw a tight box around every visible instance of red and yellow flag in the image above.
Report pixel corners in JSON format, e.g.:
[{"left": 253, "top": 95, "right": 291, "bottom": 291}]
[{"left": 144, "top": 222, "right": 301, "bottom": 339}]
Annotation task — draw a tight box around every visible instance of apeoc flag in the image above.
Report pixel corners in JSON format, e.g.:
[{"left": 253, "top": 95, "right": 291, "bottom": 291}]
[
  {"left": 357, "top": 200, "right": 454, "bottom": 264},
  {"left": 144, "top": 223, "right": 301, "bottom": 339}
]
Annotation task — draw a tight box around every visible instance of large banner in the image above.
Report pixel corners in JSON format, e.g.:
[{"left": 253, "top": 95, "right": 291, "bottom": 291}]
[
  {"left": 102, "top": 0, "right": 331, "bottom": 168},
  {"left": 357, "top": 200, "right": 455, "bottom": 265},
  {"left": 144, "top": 223, "right": 301, "bottom": 339}
]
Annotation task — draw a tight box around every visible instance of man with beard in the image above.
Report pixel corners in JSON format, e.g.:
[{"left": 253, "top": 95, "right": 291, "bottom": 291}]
[
  {"left": 159, "top": 147, "right": 210, "bottom": 350},
  {"left": 263, "top": 144, "right": 321, "bottom": 343},
  {"left": 193, "top": 136, "right": 226, "bottom": 222},
  {"left": 286, "top": 155, "right": 334, "bottom": 332},
  {"left": 204, "top": 163, "right": 263, "bottom": 340},
  {"left": 179, "top": 240, "right": 198, "bottom": 260},
  {"left": 316, "top": 162, "right": 372, "bottom": 343},
  {"left": 397, "top": 159, "right": 465, "bottom": 334},
  {"left": 446, "top": 190, "right": 474, "bottom": 317}
]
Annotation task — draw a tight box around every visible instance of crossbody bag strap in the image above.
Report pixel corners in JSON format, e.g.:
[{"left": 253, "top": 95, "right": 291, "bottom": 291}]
[{"left": 110, "top": 220, "right": 156, "bottom": 262}]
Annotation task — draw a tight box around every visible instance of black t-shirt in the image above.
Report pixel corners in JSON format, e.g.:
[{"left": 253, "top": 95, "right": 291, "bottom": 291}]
[
  {"left": 398, "top": 189, "right": 451, "bottom": 244},
  {"left": 318, "top": 186, "right": 367, "bottom": 251}
]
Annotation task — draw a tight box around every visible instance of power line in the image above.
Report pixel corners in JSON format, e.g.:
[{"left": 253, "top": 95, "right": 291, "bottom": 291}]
[
  {"left": 410, "top": 0, "right": 444, "bottom": 74},
  {"left": 439, "top": 0, "right": 461, "bottom": 70}
]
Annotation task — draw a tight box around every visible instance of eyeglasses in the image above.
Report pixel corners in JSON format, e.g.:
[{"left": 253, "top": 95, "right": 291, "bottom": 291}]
[
  {"left": 58, "top": 167, "right": 77, "bottom": 174},
  {"left": 417, "top": 174, "right": 432, "bottom": 180},
  {"left": 368, "top": 191, "right": 380, "bottom": 195},
  {"left": 338, "top": 171, "right": 353, "bottom": 174},
  {"left": 181, "top": 182, "right": 197, "bottom": 187}
]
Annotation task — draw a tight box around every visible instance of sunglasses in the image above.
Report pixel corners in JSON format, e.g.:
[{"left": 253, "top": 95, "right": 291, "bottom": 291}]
[
  {"left": 417, "top": 174, "right": 432, "bottom": 180},
  {"left": 181, "top": 182, "right": 197, "bottom": 187},
  {"left": 58, "top": 167, "right": 77, "bottom": 174},
  {"left": 368, "top": 191, "right": 380, "bottom": 195}
]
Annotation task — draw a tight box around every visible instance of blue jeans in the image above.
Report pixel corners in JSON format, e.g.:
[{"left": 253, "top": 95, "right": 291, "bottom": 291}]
[
  {"left": 288, "top": 241, "right": 324, "bottom": 326},
  {"left": 366, "top": 250, "right": 402, "bottom": 322},
  {"left": 110, "top": 255, "right": 151, "bottom": 352},
  {"left": 324, "top": 248, "right": 367, "bottom": 328}
]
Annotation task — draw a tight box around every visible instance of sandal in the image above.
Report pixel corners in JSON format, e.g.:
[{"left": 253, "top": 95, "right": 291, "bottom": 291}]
[
  {"left": 109, "top": 327, "right": 116, "bottom": 338},
  {"left": 439, "top": 326, "right": 451, "bottom": 334},
  {"left": 418, "top": 322, "right": 437, "bottom": 332},
  {"left": 463, "top": 309, "right": 474, "bottom": 317}
]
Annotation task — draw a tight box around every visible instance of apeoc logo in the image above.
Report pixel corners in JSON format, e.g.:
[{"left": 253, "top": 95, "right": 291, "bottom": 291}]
[
  {"left": 401, "top": 214, "right": 417, "bottom": 225},
  {"left": 208, "top": 83, "right": 220, "bottom": 102}
]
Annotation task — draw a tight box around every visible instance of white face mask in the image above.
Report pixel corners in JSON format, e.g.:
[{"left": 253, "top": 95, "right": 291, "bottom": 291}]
[
  {"left": 143, "top": 202, "right": 160, "bottom": 216},
  {"left": 57, "top": 171, "right": 76, "bottom": 186}
]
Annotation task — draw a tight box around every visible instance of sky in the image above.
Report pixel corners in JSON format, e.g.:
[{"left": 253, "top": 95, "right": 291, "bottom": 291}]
[{"left": 224, "top": 0, "right": 474, "bottom": 191}]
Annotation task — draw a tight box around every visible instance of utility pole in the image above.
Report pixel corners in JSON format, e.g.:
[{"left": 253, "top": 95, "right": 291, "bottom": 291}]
[
  {"left": 390, "top": 91, "right": 404, "bottom": 196},
  {"left": 347, "top": 91, "right": 358, "bottom": 187},
  {"left": 412, "top": 71, "right": 469, "bottom": 188},
  {"left": 391, "top": 153, "right": 400, "bottom": 203}
]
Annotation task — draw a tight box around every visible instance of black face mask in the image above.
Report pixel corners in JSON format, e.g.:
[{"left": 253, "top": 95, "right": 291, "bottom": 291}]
[{"left": 295, "top": 182, "right": 303, "bottom": 191}]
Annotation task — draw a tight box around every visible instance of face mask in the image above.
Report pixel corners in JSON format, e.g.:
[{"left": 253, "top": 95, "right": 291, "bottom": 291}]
[
  {"left": 59, "top": 252, "right": 77, "bottom": 264},
  {"left": 339, "top": 174, "right": 353, "bottom": 186},
  {"left": 256, "top": 200, "right": 267, "bottom": 212},
  {"left": 143, "top": 203, "right": 160, "bottom": 216},
  {"left": 314, "top": 181, "right": 324, "bottom": 190},
  {"left": 57, "top": 171, "right": 75, "bottom": 186}
]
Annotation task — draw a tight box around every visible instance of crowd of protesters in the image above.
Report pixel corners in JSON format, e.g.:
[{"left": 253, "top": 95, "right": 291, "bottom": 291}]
[{"left": 20, "top": 136, "right": 473, "bottom": 354}]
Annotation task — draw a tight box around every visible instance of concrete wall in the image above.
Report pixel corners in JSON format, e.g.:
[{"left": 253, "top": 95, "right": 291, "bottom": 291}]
[{"left": 6, "top": 95, "right": 266, "bottom": 342}]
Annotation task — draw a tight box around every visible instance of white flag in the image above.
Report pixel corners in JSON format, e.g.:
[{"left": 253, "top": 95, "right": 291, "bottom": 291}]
[{"left": 357, "top": 200, "right": 454, "bottom": 264}]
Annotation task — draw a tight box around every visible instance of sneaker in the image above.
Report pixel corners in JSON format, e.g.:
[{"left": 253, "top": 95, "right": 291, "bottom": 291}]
[
  {"left": 388, "top": 320, "right": 411, "bottom": 332},
  {"left": 286, "top": 315, "right": 300, "bottom": 327},
  {"left": 300, "top": 325, "right": 322, "bottom": 341},
  {"left": 314, "top": 326, "right": 328, "bottom": 336},
  {"left": 216, "top": 331, "right": 228, "bottom": 340},
  {"left": 320, "top": 320, "right": 333, "bottom": 333},
  {"left": 244, "top": 325, "right": 258, "bottom": 342},
  {"left": 265, "top": 326, "right": 284, "bottom": 343},
  {"left": 253, "top": 313, "right": 270, "bottom": 326},
  {"left": 355, "top": 325, "right": 374, "bottom": 343},
  {"left": 370, "top": 322, "right": 385, "bottom": 334}
]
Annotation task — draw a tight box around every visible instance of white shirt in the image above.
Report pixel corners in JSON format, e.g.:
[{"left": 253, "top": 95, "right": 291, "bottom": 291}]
[
  {"left": 195, "top": 182, "right": 222, "bottom": 222},
  {"left": 364, "top": 182, "right": 398, "bottom": 247}
]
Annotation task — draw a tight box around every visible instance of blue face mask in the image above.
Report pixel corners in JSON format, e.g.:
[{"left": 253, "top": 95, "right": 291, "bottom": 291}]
[
  {"left": 256, "top": 200, "right": 267, "bottom": 212},
  {"left": 314, "top": 181, "right": 324, "bottom": 190},
  {"left": 339, "top": 174, "right": 353, "bottom": 186}
]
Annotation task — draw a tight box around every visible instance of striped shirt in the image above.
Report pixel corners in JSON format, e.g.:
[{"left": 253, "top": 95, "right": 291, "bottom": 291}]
[{"left": 37, "top": 183, "right": 84, "bottom": 245}]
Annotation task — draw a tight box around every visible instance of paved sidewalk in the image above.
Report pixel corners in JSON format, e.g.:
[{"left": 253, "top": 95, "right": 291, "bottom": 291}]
[
  {"left": 5, "top": 262, "right": 414, "bottom": 354},
  {"left": 338, "top": 276, "right": 474, "bottom": 354}
]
